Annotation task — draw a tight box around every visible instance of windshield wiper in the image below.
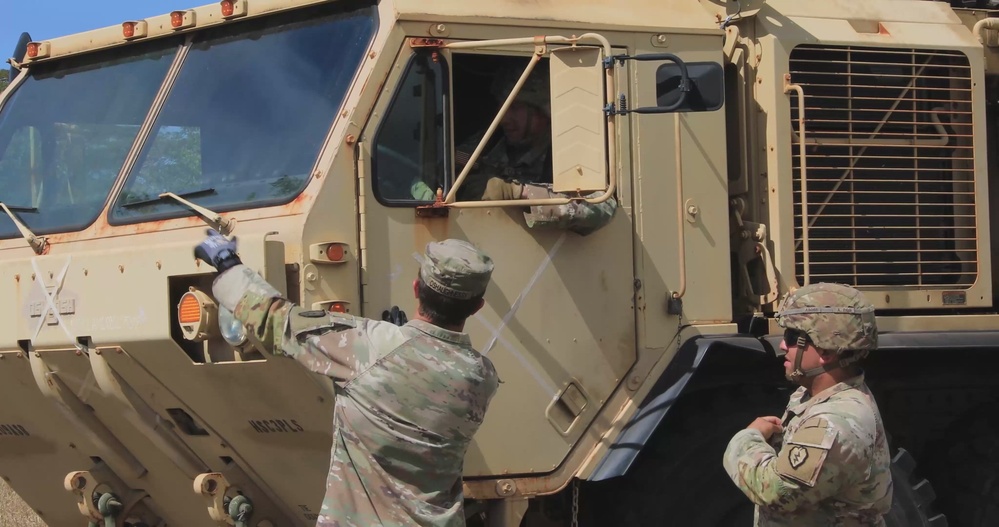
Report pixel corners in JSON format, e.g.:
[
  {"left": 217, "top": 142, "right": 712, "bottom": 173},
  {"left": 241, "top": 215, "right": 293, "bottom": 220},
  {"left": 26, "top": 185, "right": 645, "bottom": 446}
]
[
  {"left": 3, "top": 205, "right": 38, "bottom": 213},
  {"left": 0, "top": 202, "right": 47, "bottom": 254},
  {"left": 123, "top": 187, "right": 236, "bottom": 236},
  {"left": 122, "top": 187, "right": 217, "bottom": 208}
]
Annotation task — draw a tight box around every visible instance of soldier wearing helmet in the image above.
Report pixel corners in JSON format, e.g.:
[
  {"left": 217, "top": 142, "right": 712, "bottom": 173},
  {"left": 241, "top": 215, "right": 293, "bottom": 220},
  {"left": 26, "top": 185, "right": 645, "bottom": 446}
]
[
  {"left": 723, "top": 283, "right": 893, "bottom": 526},
  {"left": 455, "top": 62, "right": 554, "bottom": 202},
  {"left": 451, "top": 60, "right": 618, "bottom": 236}
]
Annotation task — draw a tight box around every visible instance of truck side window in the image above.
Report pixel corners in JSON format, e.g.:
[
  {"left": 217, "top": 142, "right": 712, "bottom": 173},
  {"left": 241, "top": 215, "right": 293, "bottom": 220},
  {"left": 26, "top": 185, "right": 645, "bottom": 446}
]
[
  {"left": 372, "top": 50, "right": 449, "bottom": 204},
  {"left": 452, "top": 55, "right": 552, "bottom": 201}
]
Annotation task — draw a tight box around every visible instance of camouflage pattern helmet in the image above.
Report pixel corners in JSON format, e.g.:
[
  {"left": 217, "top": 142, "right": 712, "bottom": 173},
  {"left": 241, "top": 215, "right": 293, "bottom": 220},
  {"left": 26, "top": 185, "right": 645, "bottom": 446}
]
[
  {"left": 776, "top": 283, "right": 878, "bottom": 354},
  {"left": 490, "top": 63, "right": 550, "bottom": 116}
]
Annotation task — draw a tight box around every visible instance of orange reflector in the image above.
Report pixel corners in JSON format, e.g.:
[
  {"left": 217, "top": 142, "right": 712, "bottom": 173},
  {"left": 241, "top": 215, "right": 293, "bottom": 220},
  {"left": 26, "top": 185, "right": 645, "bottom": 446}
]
[
  {"left": 26, "top": 43, "right": 40, "bottom": 58},
  {"left": 329, "top": 302, "right": 348, "bottom": 313},
  {"left": 122, "top": 22, "right": 135, "bottom": 38},
  {"left": 170, "top": 11, "right": 184, "bottom": 28},
  {"left": 221, "top": 0, "right": 235, "bottom": 17},
  {"left": 178, "top": 292, "right": 203, "bottom": 324},
  {"left": 325, "top": 244, "right": 345, "bottom": 262}
]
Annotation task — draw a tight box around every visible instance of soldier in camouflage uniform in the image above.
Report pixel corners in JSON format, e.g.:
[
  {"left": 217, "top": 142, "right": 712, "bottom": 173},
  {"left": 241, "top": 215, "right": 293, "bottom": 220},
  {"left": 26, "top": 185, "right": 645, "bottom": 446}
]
[
  {"left": 723, "top": 283, "right": 893, "bottom": 526},
  {"left": 455, "top": 64, "right": 554, "bottom": 202},
  {"left": 195, "top": 231, "right": 500, "bottom": 527},
  {"left": 454, "top": 63, "right": 617, "bottom": 236}
]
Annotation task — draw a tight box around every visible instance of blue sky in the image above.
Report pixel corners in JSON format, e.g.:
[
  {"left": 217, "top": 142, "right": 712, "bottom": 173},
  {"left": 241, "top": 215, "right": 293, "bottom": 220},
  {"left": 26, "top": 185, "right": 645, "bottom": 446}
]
[{"left": 2, "top": 1, "right": 183, "bottom": 59}]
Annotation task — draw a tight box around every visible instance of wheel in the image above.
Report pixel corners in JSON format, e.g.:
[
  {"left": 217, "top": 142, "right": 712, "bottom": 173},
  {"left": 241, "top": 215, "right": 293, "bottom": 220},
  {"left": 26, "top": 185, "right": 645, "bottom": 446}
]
[
  {"left": 884, "top": 448, "right": 948, "bottom": 527},
  {"left": 577, "top": 385, "right": 787, "bottom": 527},
  {"left": 573, "top": 385, "right": 948, "bottom": 527},
  {"left": 924, "top": 407, "right": 999, "bottom": 526}
]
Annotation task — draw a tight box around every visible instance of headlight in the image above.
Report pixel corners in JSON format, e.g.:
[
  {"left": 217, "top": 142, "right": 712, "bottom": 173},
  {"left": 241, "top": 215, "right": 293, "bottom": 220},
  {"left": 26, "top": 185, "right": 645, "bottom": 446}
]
[{"left": 218, "top": 306, "right": 247, "bottom": 347}]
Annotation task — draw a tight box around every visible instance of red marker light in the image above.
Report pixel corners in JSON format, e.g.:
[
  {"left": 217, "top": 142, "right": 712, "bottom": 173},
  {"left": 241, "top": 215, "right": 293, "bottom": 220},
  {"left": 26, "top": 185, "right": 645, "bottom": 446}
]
[
  {"left": 221, "top": 0, "right": 235, "bottom": 17},
  {"left": 325, "top": 244, "right": 345, "bottom": 262},
  {"left": 171, "top": 11, "right": 184, "bottom": 28},
  {"left": 26, "top": 43, "right": 40, "bottom": 58}
]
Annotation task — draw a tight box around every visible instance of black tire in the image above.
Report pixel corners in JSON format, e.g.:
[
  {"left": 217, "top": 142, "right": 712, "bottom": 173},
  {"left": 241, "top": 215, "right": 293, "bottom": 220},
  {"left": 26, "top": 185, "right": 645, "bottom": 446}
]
[
  {"left": 924, "top": 409, "right": 999, "bottom": 527},
  {"left": 577, "top": 385, "right": 787, "bottom": 527},
  {"left": 884, "top": 448, "right": 948, "bottom": 527},
  {"left": 573, "top": 386, "right": 948, "bottom": 527}
]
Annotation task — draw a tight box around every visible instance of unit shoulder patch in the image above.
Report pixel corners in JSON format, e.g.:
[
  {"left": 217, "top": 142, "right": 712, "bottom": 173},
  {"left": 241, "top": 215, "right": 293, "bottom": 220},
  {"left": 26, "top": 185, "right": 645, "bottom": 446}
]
[{"left": 775, "top": 417, "right": 838, "bottom": 487}]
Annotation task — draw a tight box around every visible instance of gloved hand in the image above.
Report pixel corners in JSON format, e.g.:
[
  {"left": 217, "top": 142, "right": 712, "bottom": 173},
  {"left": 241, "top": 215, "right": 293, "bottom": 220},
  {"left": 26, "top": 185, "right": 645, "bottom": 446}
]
[
  {"left": 411, "top": 180, "right": 436, "bottom": 201},
  {"left": 481, "top": 177, "right": 524, "bottom": 201},
  {"left": 194, "top": 229, "right": 242, "bottom": 274},
  {"left": 381, "top": 306, "right": 408, "bottom": 326}
]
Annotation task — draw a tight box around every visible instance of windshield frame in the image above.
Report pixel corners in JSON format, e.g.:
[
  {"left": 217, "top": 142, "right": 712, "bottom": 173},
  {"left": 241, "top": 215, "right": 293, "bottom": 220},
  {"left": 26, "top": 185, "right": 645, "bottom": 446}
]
[
  {"left": 106, "top": 1, "right": 378, "bottom": 226},
  {"left": 0, "top": 37, "right": 185, "bottom": 240}
]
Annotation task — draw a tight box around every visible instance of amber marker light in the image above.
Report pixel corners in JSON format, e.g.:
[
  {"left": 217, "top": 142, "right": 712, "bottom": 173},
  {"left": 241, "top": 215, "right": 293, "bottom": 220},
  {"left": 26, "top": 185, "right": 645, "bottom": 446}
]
[
  {"left": 220, "top": 0, "right": 248, "bottom": 19},
  {"left": 170, "top": 10, "right": 196, "bottom": 30},
  {"left": 178, "top": 289, "right": 217, "bottom": 341},
  {"left": 122, "top": 21, "right": 148, "bottom": 40},
  {"left": 26, "top": 42, "right": 50, "bottom": 59},
  {"left": 178, "top": 293, "right": 202, "bottom": 325}
]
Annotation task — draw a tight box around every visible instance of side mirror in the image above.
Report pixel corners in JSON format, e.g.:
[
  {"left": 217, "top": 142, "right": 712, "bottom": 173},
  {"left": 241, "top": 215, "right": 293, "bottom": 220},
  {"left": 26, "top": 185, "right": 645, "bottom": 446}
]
[
  {"left": 10, "top": 32, "right": 31, "bottom": 79},
  {"left": 657, "top": 61, "right": 724, "bottom": 112}
]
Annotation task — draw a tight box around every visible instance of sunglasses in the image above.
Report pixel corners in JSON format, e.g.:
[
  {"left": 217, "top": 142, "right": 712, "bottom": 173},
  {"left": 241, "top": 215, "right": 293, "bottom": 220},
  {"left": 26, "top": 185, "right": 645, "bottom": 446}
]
[{"left": 783, "top": 328, "right": 811, "bottom": 347}]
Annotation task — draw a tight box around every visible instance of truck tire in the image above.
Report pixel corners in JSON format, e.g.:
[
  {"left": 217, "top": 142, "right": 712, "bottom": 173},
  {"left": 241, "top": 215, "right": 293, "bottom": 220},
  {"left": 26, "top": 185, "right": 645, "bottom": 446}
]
[
  {"left": 884, "top": 448, "right": 948, "bottom": 527},
  {"left": 924, "top": 408, "right": 999, "bottom": 527},
  {"left": 578, "top": 385, "right": 787, "bottom": 526},
  {"left": 577, "top": 386, "right": 947, "bottom": 527}
]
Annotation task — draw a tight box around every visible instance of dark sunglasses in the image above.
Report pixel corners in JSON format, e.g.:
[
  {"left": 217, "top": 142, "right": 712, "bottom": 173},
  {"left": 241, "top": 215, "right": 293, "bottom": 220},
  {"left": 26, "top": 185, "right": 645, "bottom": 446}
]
[{"left": 783, "top": 328, "right": 810, "bottom": 347}]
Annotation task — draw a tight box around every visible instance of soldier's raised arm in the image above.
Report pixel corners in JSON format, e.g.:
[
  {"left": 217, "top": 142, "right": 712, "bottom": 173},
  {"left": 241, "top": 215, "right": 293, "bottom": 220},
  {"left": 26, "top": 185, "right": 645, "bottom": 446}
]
[{"left": 194, "top": 229, "right": 385, "bottom": 380}]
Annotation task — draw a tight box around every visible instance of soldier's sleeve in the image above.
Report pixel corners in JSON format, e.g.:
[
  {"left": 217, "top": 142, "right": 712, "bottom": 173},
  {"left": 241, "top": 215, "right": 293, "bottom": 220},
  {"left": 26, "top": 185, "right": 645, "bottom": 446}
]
[
  {"left": 521, "top": 184, "right": 617, "bottom": 236},
  {"left": 211, "top": 265, "right": 380, "bottom": 381},
  {"left": 723, "top": 417, "right": 842, "bottom": 512}
]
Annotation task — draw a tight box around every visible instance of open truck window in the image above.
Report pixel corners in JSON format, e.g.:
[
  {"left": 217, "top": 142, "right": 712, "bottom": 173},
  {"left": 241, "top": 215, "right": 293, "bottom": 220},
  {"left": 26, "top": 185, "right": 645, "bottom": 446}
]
[{"left": 372, "top": 52, "right": 554, "bottom": 204}]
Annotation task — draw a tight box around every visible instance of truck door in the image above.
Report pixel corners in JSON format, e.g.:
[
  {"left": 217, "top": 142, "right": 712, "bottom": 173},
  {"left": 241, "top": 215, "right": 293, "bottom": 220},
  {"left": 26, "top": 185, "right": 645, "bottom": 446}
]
[{"left": 356, "top": 38, "right": 637, "bottom": 478}]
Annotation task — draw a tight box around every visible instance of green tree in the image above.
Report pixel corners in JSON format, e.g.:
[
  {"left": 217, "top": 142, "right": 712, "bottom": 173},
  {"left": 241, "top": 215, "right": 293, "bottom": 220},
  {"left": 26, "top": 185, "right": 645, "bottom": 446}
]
[{"left": 0, "top": 69, "right": 8, "bottom": 92}]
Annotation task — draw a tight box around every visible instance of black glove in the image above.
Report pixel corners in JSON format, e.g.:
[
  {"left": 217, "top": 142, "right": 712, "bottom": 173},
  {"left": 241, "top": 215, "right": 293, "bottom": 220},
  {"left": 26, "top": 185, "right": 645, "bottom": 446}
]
[
  {"left": 194, "top": 229, "right": 242, "bottom": 274},
  {"left": 381, "top": 306, "right": 408, "bottom": 326}
]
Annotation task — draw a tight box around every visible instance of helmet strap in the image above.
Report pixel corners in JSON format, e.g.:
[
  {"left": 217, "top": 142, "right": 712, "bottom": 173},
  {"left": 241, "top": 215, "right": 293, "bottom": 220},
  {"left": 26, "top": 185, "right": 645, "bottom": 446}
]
[{"left": 788, "top": 340, "right": 869, "bottom": 381}]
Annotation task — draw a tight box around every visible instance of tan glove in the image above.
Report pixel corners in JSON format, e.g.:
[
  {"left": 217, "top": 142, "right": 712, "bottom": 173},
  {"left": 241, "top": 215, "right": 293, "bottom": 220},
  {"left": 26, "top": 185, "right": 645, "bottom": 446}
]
[{"left": 481, "top": 177, "right": 524, "bottom": 201}]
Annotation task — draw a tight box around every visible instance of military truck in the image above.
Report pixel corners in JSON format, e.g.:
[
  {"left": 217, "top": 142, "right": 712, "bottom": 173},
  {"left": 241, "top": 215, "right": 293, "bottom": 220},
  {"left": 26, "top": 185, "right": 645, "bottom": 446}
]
[{"left": 1, "top": 0, "right": 997, "bottom": 525}]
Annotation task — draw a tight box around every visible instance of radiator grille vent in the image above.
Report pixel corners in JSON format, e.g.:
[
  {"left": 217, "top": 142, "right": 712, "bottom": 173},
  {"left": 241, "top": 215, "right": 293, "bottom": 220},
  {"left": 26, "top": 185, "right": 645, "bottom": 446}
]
[{"left": 788, "top": 45, "right": 976, "bottom": 287}]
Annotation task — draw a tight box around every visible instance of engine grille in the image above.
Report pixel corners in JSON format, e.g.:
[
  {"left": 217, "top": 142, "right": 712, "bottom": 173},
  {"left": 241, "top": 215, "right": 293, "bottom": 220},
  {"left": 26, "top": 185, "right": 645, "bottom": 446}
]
[{"left": 788, "top": 45, "right": 976, "bottom": 287}]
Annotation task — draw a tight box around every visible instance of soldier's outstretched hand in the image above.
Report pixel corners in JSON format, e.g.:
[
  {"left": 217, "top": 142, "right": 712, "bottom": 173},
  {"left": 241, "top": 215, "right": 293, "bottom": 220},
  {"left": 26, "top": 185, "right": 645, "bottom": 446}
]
[{"left": 194, "top": 229, "right": 242, "bottom": 273}]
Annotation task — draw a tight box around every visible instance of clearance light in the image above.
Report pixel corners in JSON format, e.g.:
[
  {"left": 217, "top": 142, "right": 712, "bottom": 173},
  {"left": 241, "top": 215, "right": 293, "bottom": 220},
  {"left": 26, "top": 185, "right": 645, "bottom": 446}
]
[
  {"left": 170, "top": 10, "right": 196, "bottom": 30},
  {"left": 122, "top": 21, "right": 148, "bottom": 40},
  {"left": 220, "top": 0, "right": 247, "bottom": 19},
  {"left": 25, "top": 41, "right": 50, "bottom": 59},
  {"left": 325, "top": 244, "right": 345, "bottom": 262},
  {"left": 313, "top": 300, "right": 350, "bottom": 314},
  {"left": 178, "top": 288, "right": 217, "bottom": 342},
  {"left": 309, "top": 242, "right": 349, "bottom": 264}
]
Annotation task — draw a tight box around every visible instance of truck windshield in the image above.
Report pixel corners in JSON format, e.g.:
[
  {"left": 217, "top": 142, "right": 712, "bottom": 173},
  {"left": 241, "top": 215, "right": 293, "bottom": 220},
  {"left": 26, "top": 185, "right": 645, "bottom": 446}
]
[
  {"left": 111, "top": 4, "right": 376, "bottom": 222},
  {"left": 0, "top": 41, "right": 178, "bottom": 239}
]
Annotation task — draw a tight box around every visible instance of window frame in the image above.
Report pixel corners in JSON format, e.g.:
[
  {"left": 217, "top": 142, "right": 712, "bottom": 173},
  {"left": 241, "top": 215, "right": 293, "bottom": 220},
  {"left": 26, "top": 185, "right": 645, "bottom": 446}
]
[{"left": 370, "top": 48, "right": 452, "bottom": 207}]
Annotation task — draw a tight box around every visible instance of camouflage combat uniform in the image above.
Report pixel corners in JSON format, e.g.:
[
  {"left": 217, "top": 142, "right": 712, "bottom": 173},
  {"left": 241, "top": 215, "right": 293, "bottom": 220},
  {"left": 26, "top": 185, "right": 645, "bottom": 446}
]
[
  {"left": 212, "top": 240, "right": 499, "bottom": 527},
  {"left": 723, "top": 374, "right": 893, "bottom": 526},
  {"left": 456, "top": 132, "right": 552, "bottom": 202},
  {"left": 723, "top": 282, "right": 892, "bottom": 526}
]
